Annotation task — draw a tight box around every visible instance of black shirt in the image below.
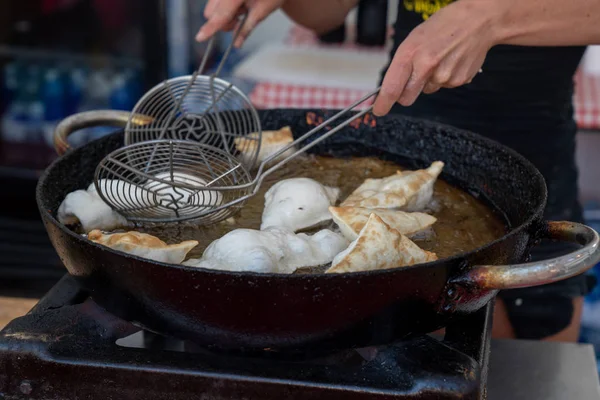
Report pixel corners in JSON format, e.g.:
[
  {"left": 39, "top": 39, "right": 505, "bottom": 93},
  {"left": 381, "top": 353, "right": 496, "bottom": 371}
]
[
  {"left": 386, "top": 0, "right": 594, "bottom": 337},
  {"left": 388, "top": 0, "right": 586, "bottom": 222}
]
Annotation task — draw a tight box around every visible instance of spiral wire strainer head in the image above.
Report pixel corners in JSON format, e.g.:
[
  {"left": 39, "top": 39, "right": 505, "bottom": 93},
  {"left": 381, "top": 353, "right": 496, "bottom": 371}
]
[
  {"left": 94, "top": 82, "right": 381, "bottom": 225},
  {"left": 92, "top": 14, "right": 265, "bottom": 224},
  {"left": 91, "top": 13, "right": 381, "bottom": 226},
  {"left": 94, "top": 140, "right": 253, "bottom": 224},
  {"left": 124, "top": 14, "right": 261, "bottom": 169},
  {"left": 124, "top": 75, "right": 263, "bottom": 170},
  {"left": 103, "top": 75, "right": 262, "bottom": 223}
]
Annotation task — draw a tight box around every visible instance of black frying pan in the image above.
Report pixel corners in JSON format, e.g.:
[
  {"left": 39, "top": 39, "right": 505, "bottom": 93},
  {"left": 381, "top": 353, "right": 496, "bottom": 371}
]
[{"left": 37, "top": 108, "right": 600, "bottom": 353}]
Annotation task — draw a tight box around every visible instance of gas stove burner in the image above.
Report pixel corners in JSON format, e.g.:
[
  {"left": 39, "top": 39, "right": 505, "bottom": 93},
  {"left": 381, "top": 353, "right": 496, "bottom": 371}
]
[{"left": 0, "top": 275, "right": 492, "bottom": 400}]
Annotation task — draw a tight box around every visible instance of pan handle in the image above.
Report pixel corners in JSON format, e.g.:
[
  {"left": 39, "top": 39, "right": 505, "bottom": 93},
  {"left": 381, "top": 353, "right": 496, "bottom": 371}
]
[
  {"left": 453, "top": 221, "right": 600, "bottom": 290},
  {"left": 53, "top": 110, "right": 153, "bottom": 156}
]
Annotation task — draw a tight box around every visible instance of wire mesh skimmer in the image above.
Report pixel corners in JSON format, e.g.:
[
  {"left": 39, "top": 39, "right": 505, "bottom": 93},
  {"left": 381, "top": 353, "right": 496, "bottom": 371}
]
[
  {"left": 124, "top": 13, "right": 262, "bottom": 170},
  {"left": 94, "top": 89, "right": 380, "bottom": 224}
]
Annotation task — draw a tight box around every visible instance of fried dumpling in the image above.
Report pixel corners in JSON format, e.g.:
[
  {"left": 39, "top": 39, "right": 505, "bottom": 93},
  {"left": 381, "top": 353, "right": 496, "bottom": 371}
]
[
  {"left": 329, "top": 206, "right": 437, "bottom": 241},
  {"left": 326, "top": 214, "right": 437, "bottom": 274},
  {"left": 58, "top": 181, "right": 129, "bottom": 233},
  {"left": 341, "top": 161, "right": 444, "bottom": 211},
  {"left": 235, "top": 126, "right": 296, "bottom": 167},
  {"left": 88, "top": 230, "right": 198, "bottom": 264},
  {"left": 145, "top": 171, "right": 223, "bottom": 215},
  {"left": 186, "top": 227, "right": 348, "bottom": 273},
  {"left": 182, "top": 258, "right": 226, "bottom": 270},
  {"left": 261, "top": 178, "right": 340, "bottom": 232}
]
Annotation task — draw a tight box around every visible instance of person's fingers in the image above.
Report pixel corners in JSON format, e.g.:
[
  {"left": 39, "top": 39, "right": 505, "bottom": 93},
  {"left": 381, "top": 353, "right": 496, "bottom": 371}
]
[
  {"left": 204, "top": 0, "right": 219, "bottom": 18},
  {"left": 438, "top": 52, "right": 484, "bottom": 88},
  {"left": 222, "top": 19, "right": 238, "bottom": 31},
  {"left": 223, "top": 8, "right": 246, "bottom": 31},
  {"left": 462, "top": 56, "right": 486, "bottom": 85},
  {"left": 196, "top": 0, "right": 244, "bottom": 41},
  {"left": 196, "top": 20, "right": 218, "bottom": 42},
  {"left": 397, "top": 71, "right": 427, "bottom": 106},
  {"left": 234, "top": 15, "right": 257, "bottom": 47},
  {"left": 233, "top": 3, "right": 272, "bottom": 48},
  {"left": 440, "top": 66, "right": 469, "bottom": 88},
  {"left": 396, "top": 50, "right": 438, "bottom": 106},
  {"left": 429, "top": 63, "right": 452, "bottom": 87},
  {"left": 422, "top": 81, "right": 441, "bottom": 94},
  {"left": 372, "top": 52, "right": 413, "bottom": 116}
]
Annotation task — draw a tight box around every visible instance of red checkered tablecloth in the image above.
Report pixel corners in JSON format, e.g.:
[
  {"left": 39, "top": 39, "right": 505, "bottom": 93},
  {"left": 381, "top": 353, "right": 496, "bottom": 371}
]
[
  {"left": 250, "top": 83, "right": 372, "bottom": 110},
  {"left": 248, "top": 26, "right": 600, "bottom": 130},
  {"left": 575, "top": 70, "right": 600, "bottom": 130},
  {"left": 249, "top": 26, "right": 381, "bottom": 111}
]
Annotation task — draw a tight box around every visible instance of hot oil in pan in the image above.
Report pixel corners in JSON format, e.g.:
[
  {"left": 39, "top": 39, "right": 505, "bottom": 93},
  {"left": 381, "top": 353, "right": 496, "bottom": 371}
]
[{"left": 139, "top": 155, "right": 507, "bottom": 262}]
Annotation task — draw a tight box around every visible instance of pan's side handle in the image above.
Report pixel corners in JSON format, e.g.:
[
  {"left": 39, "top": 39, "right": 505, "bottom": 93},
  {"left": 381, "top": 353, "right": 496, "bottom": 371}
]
[
  {"left": 453, "top": 221, "right": 600, "bottom": 291},
  {"left": 54, "top": 110, "right": 153, "bottom": 156}
]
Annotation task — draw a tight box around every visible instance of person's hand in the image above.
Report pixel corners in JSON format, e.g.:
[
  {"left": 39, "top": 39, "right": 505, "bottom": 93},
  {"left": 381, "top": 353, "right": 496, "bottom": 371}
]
[
  {"left": 196, "top": 0, "right": 286, "bottom": 48},
  {"left": 372, "top": 0, "right": 502, "bottom": 116}
]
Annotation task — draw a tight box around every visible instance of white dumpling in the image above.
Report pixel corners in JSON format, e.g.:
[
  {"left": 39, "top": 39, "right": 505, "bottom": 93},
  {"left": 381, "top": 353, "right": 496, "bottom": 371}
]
[
  {"left": 88, "top": 230, "right": 198, "bottom": 264},
  {"left": 341, "top": 161, "right": 444, "bottom": 211},
  {"left": 186, "top": 227, "right": 348, "bottom": 273},
  {"left": 58, "top": 180, "right": 129, "bottom": 233},
  {"left": 283, "top": 229, "right": 348, "bottom": 269},
  {"left": 297, "top": 229, "right": 351, "bottom": 257},
  {"left": 182, "top": 258, "right": 227, "bottom": 269},
  {"left": 202, "top": 229, "right": 283, "bottom": 273},
  {"left": 261, "top": 178, "right": 340, "bottom": 232}
]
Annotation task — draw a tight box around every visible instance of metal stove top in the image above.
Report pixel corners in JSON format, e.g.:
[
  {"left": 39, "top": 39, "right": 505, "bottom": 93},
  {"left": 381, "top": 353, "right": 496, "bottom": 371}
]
[{"left": 0, "top": 275, "right": 493, "bottom": 400}]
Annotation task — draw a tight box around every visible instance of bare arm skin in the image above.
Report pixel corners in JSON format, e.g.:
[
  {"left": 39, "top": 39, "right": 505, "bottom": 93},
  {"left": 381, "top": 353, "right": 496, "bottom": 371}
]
[
  {"left": 496, "top": 0, "right": 600, "bottom": 47},
  {"left": 281, "top": 0, "right": 358, "bottom": 35},
  {"left": 195, "top": 0, "right": 600, "bottom": 115},
  {"left": 196, "top": 0, "right": 357, "bottom": 47}
]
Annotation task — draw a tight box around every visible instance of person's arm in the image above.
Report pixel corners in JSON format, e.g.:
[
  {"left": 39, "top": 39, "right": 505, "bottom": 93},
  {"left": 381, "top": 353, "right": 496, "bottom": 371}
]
[
  {"left": 281, "top": 0, "right": 358, "bottom": 35},
  {"left": 196, "top": 0, "right": 357, "bottom": 48},
  {"left": 495, "top": 0, "right": 600, "bottom": 46},
  {"left": 372, "top": 0, "right": 600, "bottom": 116}
]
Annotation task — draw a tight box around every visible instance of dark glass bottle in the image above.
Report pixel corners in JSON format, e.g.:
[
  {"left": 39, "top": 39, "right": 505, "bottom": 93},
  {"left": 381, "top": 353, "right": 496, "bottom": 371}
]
[
  {"left": 318, "top": 23, "right": 346, "bottom": 44},
  {"left": 356, "top": 0, "right": 388, "bottom": 46}
]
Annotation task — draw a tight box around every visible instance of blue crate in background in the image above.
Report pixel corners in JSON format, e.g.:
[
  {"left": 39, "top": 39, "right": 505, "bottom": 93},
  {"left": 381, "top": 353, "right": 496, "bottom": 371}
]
[{"left": 579, "top": 201, "right": 600, "bottom": 374}]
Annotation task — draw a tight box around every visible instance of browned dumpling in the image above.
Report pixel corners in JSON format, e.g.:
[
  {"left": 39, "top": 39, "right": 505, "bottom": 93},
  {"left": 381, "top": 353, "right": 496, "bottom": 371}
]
[
  {"left": 88, "top": 230, "right": 198, "bottom": 264},
  {"left": 341, "top": 161, "right": 444, "bottom": 211},
  {"left": 326, "top": 214, "right": 437, "bottom": 273},
  {"left": 234, "top": 126, "right": 296, "bottom": 166},
  {"left": 329, "top": 206, "right": 436, "bottom": 241}
]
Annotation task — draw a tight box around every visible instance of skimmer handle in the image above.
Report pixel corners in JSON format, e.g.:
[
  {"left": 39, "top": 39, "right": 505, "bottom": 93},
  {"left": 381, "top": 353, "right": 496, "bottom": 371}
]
[
  {"left": 253, "top": 87, "right": 381, "bottom": 190},
  {"left": 154, "top": 13, "right": 249, "bottom": 143}
]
